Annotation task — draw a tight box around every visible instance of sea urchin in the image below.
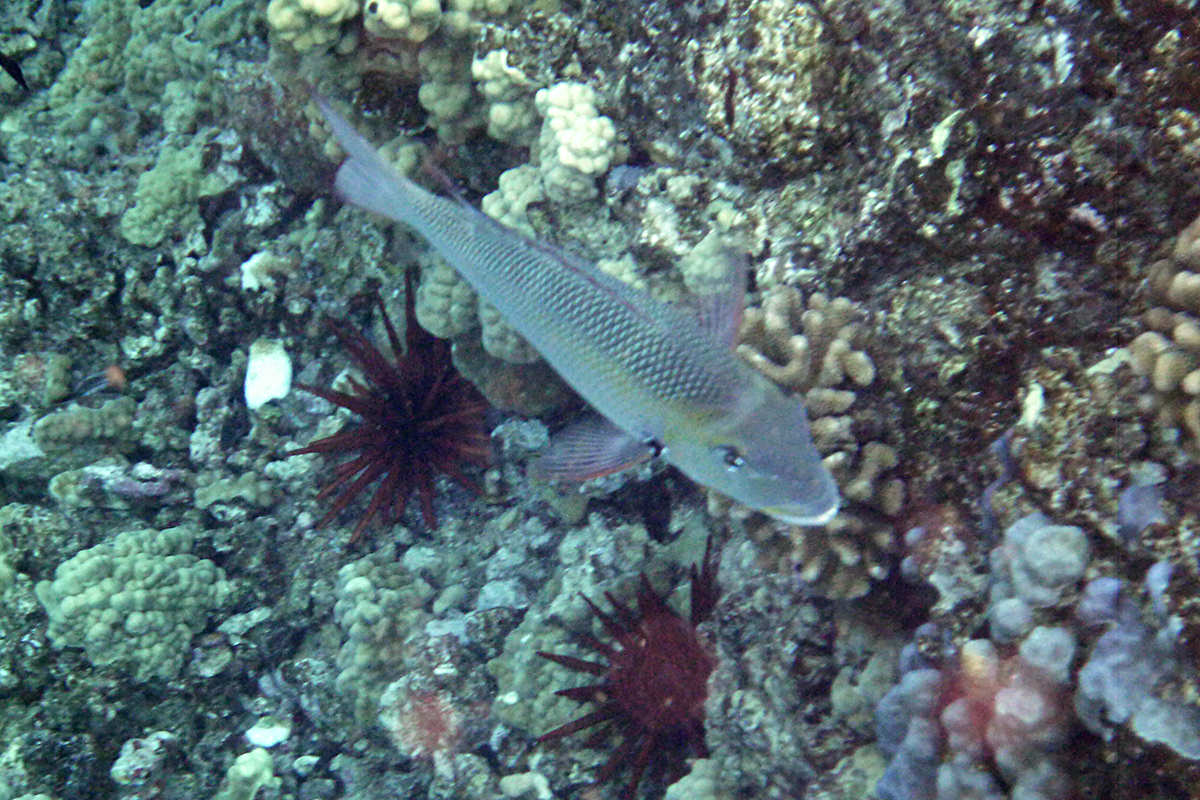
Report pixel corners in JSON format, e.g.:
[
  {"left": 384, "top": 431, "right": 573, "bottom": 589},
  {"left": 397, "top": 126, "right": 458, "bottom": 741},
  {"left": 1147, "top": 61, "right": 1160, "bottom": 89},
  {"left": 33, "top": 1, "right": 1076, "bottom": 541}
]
[
  {"left": 537, "top": 538, "right": 719, "bottom": 798},
  {"left": 288, "top": 272, "right": 491, "bottom": 541}
]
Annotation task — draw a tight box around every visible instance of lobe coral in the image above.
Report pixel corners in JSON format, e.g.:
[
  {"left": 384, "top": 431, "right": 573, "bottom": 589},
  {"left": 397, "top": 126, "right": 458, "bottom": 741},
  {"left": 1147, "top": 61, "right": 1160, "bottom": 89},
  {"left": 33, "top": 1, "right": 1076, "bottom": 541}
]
[
  {"left": 288, "top": 272, "right": 491, "bottom": 541},
  {"left": 537, "top": 539, "right": 720, "bottom": 798}
]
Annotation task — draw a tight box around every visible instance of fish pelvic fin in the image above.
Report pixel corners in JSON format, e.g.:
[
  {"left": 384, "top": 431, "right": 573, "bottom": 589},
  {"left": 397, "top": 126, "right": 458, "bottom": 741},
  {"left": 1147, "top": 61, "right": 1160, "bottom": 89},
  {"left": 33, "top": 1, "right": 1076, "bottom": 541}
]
[{"left": 529, "top": 415, "right": 655, "bottom": 482}]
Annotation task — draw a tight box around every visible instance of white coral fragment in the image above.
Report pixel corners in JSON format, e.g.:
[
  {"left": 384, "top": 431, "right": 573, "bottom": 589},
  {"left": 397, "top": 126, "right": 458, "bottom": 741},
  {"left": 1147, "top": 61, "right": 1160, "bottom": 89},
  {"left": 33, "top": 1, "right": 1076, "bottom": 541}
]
[
  {"left": 239, "top": 251, "right": 294, "bottom": 293},
  {"left": 245, "top": 338, "right": 293, "bottom": 410}
]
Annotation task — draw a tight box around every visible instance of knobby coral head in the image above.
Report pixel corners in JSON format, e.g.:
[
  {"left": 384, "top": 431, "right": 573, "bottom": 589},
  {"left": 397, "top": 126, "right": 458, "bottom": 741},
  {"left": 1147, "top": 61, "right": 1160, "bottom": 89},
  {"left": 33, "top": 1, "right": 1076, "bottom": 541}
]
[{"left": 288, "top": 271, "right": 491, "bottom": 542}]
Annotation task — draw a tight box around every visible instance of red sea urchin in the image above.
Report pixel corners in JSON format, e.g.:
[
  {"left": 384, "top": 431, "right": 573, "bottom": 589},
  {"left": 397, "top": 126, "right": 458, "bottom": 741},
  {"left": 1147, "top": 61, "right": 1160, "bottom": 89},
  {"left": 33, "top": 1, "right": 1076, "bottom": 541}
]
[
  {"left": 537, "top": 539, "right": 720, "bottom": 799},
  {"left": 288, "top": 272, "right": 491, "bottom": 541}
]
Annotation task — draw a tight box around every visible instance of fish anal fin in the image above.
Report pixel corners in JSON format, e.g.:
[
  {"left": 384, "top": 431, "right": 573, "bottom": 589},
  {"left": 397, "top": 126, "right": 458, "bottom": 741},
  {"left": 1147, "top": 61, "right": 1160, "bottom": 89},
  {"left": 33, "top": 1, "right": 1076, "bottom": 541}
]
[{"left": 529, "top": 415, "right": 653, "bottom": 482}]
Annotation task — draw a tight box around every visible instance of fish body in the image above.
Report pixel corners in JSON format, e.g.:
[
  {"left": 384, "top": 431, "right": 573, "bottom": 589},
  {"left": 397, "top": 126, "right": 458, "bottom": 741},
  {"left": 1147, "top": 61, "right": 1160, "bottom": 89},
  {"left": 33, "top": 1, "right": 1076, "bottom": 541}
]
[{"left": 314, "top": 96, "right": 839, "bottom": 526}]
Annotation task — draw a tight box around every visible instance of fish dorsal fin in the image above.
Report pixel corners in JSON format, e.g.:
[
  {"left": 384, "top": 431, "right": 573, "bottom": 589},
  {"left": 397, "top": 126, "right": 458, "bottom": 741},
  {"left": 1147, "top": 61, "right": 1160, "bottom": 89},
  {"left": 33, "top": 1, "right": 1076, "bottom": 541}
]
[
  {"left": 681, "top": 233, "right": 749, "bottom": 348},
  {"left": 528, "top": 414, "right": 655, "bottom": 482}
]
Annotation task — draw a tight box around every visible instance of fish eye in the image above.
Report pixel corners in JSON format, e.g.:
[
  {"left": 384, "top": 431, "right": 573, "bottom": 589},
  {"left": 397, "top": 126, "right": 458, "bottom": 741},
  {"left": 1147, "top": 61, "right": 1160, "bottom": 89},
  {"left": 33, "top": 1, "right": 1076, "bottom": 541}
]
[{"left": 719, "top": 445, "right": 745, "bottom": 470}]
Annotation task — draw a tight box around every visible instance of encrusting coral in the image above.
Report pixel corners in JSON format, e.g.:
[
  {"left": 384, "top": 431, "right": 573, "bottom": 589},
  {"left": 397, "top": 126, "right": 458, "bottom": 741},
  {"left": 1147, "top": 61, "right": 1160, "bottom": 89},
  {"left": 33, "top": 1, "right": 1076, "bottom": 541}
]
[
  {"left": 877, "top": 499, "right": 1200, "bottom": 799},
  {"left": 876, "top": 626, "right": 1075, "bottom": 800},
  {"left": 687, "top": 0, "right": 835, "bottom": 169},
  {"left": 712, "top": 285, "right": 905, "bottom": 598},
  {"left": 333, "top": 543, "right": 434, "bottom": 721}
]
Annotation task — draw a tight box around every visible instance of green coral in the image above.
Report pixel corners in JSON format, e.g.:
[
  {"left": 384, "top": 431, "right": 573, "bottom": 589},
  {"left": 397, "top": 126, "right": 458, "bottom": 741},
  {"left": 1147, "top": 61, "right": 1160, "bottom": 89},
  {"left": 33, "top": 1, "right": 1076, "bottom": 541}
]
[
  {"left": 32, "top": 398, "right": 137, "bottom": 470},
  {"left": 265, "top": 0, "right": 358, "bottom": 51},
  {"left": 119, "top": 130, "right": 240, "bottom": 247},
  {"left": 333, "top": 544, "right": 435, "bottom": 721},
  {"left": 194, "top": 472, "right": 278, "bottom": 520},
  {"left": 211, "top": 749, "right": 280, "bottom": 800},
  {"left": 34, "top": 527, "right": 234, "bottom": 680}
]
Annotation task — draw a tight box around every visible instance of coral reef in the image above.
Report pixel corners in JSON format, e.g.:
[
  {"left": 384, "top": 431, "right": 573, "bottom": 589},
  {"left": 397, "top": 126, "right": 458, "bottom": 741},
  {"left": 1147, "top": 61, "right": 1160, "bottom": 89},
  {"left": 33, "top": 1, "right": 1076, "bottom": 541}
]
[
  {"left": 472, "top": 49, "right": 539, "bottom": 144},
  {"left": 48, "top": 461, "right": 190, "bottom": 510},
  {"left": 899, "top": 503, "right": 988, "bottom": 617},
  {"left": 987, "top": 513, "right": 1090, "bottom": 640},
  {"left": 688, "top": 0, "right": 836, "bottom": 169},
  {"left": 2, "top": 0, "right": 1200, "bottom": 798},
  {"left": 110, "top": 731, "right": 177, "bottom": 795},
  {"left": 700, "top": 537, "right": 850, "bottom": 799}
]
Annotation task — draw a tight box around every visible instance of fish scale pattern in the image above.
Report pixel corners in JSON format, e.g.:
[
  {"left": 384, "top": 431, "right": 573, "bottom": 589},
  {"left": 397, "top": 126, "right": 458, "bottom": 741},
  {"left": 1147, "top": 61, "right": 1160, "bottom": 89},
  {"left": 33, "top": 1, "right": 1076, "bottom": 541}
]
[
  {"left": 417, "top": 202, "right": 742, "bottom": 413},
  {"left": 363, "top": 142, "right": 742, "bottom": 411}
]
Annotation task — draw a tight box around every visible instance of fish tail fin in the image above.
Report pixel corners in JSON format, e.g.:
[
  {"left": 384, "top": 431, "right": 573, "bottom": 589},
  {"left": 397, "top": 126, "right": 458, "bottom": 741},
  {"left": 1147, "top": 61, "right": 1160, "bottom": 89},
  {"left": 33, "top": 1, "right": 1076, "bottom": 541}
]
[{"left": 311, "top": 93, "right": 424, "bottom": 226}]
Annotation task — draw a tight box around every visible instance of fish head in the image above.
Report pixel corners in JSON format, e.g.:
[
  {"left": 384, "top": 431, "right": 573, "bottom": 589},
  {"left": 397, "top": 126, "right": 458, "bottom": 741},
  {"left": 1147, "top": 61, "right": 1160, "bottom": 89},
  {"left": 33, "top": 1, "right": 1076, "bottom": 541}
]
[{"left": 667, "top": 369, "right": 840, "bottom": 526}]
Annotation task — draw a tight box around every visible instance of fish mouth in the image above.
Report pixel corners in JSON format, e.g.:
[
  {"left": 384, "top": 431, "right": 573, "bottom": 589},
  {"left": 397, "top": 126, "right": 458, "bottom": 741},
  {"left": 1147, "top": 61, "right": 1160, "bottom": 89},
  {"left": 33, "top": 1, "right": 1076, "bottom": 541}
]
[{"left": 761, "top": 497, "right": 840, "bottom": 527}]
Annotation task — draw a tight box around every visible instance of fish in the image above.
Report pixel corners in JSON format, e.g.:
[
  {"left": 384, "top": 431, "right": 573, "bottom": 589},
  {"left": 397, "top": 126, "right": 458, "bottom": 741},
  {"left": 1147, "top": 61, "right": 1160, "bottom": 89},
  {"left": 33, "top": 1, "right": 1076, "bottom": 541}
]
[
  {"left": 312, "top": 95, "right": 840, "bottom": 526},
  {"left": 0, "top": 53, "right": 28, "bottom": 91}
]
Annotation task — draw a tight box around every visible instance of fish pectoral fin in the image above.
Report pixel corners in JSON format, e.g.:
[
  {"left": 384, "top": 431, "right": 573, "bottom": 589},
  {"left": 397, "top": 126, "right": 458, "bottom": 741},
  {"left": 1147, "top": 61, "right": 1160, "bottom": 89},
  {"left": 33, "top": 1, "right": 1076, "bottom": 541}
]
[{"left": 528, "top": 415, "right": 654, "bottom": 482}]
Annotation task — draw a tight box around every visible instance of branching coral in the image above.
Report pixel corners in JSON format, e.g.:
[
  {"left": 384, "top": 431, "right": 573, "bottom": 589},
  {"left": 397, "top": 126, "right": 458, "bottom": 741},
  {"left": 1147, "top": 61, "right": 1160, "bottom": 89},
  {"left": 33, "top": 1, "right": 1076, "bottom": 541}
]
[{"left": 736, "top": 289, "right": 876, "bottom": 395}]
